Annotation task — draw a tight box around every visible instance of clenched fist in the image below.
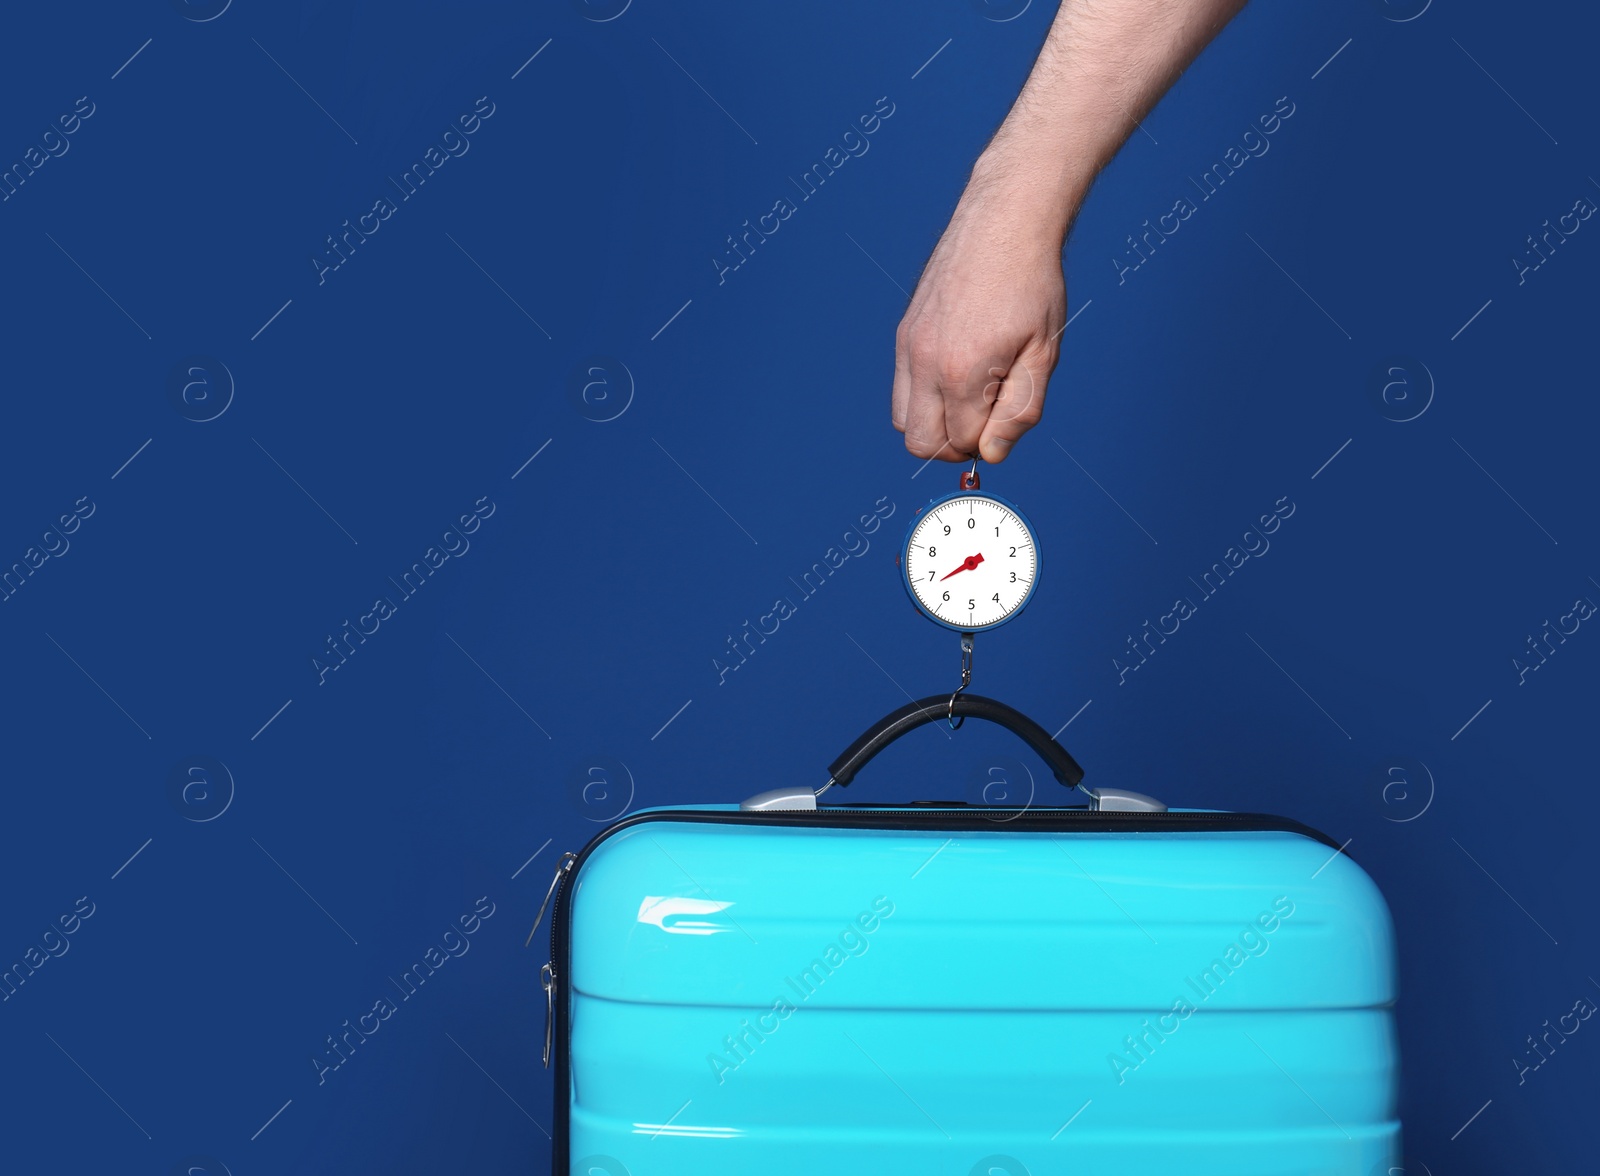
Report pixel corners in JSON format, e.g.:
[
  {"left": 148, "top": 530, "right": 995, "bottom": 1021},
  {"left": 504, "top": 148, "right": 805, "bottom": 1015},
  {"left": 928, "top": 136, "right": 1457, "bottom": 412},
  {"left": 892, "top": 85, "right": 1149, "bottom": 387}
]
[{"left": 893, "top": 164, "right": 1067, "bottom": 464}]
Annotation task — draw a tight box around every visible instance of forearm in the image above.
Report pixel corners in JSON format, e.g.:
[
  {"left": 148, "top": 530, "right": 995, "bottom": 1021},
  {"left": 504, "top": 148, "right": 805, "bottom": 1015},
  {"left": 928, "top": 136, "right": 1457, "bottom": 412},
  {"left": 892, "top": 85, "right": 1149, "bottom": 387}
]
[{"left": 971, "top": 0, "right": 1250, "bottom": 246}]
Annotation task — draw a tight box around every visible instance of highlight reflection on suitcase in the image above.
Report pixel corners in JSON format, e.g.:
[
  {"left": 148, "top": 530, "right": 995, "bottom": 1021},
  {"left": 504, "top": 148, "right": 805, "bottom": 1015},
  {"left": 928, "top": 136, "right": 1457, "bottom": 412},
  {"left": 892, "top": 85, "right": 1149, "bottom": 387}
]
[{"left": 541, "top": 696, "right": 1399, "bottom": 1175}]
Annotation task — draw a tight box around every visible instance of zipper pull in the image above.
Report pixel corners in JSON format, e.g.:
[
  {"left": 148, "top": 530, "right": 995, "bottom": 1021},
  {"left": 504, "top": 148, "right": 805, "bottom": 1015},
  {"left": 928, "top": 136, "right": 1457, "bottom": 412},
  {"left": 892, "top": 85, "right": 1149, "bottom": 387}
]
[
  {"left": 525, "top": 851, "right": 577, "bottom": 947},
  {"left": 540, "top": 962, "right": 557, "bottom": 1068}
]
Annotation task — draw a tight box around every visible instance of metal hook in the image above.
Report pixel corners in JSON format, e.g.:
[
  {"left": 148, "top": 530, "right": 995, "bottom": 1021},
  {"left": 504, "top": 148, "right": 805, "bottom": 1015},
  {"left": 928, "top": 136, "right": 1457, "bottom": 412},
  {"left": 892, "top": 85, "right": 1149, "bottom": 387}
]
[
  {"left": 947, "top": 632, "right": 975, "bottom": 729},
  {"left": 960, "top": 454, "right": 981, "bottom": 491}
]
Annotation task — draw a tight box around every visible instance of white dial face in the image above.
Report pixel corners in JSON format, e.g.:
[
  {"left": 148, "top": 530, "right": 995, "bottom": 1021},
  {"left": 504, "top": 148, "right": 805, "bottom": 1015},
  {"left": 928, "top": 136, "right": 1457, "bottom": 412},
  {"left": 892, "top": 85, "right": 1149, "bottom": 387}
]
[{"left": 905, "top": 495, "right": 1037, "bottom": 629}]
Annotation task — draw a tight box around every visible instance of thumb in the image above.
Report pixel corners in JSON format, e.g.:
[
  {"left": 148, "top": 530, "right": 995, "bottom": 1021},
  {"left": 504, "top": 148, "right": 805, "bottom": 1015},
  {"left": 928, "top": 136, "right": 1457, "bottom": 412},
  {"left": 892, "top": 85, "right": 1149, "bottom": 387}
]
[{"left": 976, "top": 343, "right": 1052, "bottom": 462}]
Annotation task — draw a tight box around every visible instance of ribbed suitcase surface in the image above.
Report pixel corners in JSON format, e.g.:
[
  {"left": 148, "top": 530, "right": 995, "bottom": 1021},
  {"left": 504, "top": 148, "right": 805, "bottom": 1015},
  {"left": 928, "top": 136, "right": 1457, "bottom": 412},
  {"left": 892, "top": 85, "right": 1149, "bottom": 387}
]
[{"left": 553, "top": 808, "right": 1398, "bottom": 1175}]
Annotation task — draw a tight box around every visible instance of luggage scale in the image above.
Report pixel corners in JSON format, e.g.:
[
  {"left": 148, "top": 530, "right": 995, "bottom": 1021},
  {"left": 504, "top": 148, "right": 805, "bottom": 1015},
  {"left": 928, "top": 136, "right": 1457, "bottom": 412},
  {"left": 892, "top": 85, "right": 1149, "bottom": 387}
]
[
  {"left": 740, "top": 457, "right": 1161, "bottom": 815},
  {"left": 896, "top": 457, "right": 1040, "bottom": 724}
]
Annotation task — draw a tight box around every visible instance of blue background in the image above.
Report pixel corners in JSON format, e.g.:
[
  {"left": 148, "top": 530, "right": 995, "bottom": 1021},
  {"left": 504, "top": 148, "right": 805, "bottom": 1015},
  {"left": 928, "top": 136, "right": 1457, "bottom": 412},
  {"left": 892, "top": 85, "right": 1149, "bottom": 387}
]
[{"left": 2, "top": 0, "right": 1595, "bottom": 1171}]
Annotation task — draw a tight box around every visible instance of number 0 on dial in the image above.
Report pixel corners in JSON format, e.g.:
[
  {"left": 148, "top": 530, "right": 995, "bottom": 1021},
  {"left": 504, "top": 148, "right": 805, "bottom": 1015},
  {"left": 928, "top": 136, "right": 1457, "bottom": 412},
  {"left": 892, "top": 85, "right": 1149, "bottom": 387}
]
[{"left": 901, "top": 492, "right": 1040, "bottom": 631}]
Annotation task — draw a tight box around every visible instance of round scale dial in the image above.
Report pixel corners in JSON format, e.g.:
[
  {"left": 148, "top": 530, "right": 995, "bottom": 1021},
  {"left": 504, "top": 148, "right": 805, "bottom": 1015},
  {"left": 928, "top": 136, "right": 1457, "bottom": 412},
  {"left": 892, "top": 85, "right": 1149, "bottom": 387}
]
[{"left": 902, "top": 493, "right": 1039, "bottom": 631}]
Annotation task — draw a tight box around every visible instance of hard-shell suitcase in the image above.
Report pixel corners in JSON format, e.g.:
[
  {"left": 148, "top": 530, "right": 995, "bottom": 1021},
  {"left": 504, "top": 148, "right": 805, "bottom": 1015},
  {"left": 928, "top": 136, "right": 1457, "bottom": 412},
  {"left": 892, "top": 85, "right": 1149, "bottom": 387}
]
[{"left": 538, "top": 695, "right": 1399, "bottom": 1174}]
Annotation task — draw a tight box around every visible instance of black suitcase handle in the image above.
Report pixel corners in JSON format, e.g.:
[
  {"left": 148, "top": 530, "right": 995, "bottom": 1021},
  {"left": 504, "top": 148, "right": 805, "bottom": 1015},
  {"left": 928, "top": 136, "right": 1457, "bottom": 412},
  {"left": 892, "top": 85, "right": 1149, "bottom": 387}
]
[{"left": 828, "top": 694, "right": 1086, "bottom": 790}]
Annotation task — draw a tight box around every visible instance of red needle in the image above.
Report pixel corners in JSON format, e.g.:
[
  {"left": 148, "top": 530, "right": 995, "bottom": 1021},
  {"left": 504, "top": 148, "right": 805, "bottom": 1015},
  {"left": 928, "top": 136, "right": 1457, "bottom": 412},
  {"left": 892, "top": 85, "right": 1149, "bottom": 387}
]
[{"left": 940, "top": 553, "right": 984, "bottom": 580}]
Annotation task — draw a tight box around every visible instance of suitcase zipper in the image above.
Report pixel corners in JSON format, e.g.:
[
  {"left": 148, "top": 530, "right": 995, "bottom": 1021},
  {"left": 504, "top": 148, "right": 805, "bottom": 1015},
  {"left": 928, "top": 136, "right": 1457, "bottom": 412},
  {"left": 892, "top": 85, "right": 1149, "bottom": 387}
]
[
  {"left": 526, "top": 851, "right": 576, "bottom": 1069},
  {"left": 656, "top": 807, "right": 1342, "bottom": 845}
]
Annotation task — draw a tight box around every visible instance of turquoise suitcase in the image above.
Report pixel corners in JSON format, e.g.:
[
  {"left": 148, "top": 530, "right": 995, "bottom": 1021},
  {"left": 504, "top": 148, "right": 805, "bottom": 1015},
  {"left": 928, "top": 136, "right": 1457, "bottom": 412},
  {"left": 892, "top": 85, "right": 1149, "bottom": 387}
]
[{"left": 537, "top": 695, "right": 1399, "bottom": 1174}]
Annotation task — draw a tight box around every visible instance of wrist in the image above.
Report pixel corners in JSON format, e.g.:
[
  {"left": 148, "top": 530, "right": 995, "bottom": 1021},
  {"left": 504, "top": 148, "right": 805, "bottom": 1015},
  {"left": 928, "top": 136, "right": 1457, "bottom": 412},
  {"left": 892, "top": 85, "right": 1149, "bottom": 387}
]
[{"left": 966, "top": 145, "right": 1085, "bottom": 251}]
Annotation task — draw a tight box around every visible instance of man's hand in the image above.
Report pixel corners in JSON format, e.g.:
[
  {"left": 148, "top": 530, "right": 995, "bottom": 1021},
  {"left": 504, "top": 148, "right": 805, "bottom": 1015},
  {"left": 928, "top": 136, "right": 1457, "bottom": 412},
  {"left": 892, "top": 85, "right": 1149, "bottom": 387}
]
[
  {"left": 893, "top": 164, "right": 1066, "bottom": 465},
  {"left": 891, "top": 0, "right": 1249, "bottom": 464}
]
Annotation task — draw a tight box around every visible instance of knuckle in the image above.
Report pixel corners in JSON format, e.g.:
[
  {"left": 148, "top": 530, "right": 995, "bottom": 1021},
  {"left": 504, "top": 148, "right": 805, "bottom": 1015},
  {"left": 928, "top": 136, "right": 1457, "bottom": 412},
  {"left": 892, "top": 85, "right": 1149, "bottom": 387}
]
[
  {"left": 906, "top": 326, "right": 944, "bottom": 365},
  {"left": 939, "top": 351, "right": 981, "bottom": 390}
]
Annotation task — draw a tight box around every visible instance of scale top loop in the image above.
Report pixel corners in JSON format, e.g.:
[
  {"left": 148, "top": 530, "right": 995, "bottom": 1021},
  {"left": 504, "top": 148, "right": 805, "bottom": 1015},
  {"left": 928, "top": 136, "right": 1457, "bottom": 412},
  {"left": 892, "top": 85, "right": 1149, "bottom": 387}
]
[{"left": 960, "top": 455, "right": 980, "bottom": 491}]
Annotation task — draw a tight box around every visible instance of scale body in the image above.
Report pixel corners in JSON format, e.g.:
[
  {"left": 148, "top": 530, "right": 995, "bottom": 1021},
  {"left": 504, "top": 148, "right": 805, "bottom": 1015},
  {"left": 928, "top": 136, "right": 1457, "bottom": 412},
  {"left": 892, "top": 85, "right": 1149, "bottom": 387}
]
[{"left": 898, "top": 487, "right": 1041, "bottom": 633}]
